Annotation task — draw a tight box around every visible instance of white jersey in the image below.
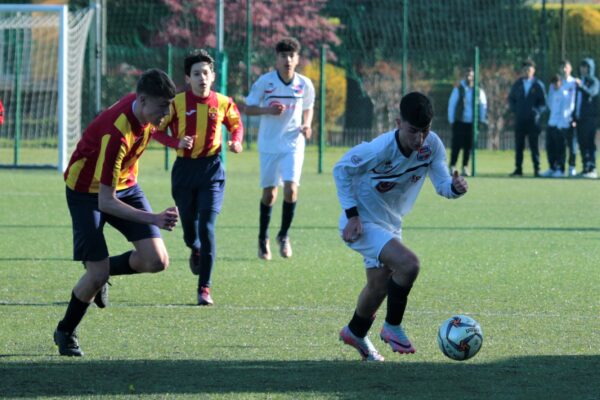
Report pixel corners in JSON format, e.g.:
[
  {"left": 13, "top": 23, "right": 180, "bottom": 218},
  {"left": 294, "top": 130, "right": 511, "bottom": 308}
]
[
  {"left": 246, "top": 70, "right": 315, "bottom": 154},
  {"left": 333, "top": 130, "right": 462, "bottom": 232},
  {"left": 547, "top": 77, "right": 576, "bottom": 129}
]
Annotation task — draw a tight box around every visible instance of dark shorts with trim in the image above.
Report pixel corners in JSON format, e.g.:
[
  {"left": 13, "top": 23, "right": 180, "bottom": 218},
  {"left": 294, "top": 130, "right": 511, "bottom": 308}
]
[{"left": 66, "top": 184, "right": 161, "bottom": 262}]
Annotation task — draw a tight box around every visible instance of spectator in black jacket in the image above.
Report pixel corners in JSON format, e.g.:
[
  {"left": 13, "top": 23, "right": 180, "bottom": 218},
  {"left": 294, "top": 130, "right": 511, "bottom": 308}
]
[
  {"left": 508, "top": 59, "right": 547, "bottom": 177},
  {"left": 574, "top": 57, "right": 599, "bottom": 178}
]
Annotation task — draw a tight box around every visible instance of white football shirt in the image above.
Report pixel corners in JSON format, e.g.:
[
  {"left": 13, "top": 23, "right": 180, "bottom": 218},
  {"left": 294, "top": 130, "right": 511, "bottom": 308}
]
[
  {"left": 246, "top": 70, "right": 315, "bottom": 154},
  {"left": 333, "top": 130, "right": 462, "bottom": 232}
]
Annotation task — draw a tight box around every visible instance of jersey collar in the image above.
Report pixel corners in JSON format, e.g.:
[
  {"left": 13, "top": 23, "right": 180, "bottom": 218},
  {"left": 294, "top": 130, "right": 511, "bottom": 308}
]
[{"left": 276, "top": 71, "right": 295, "bottom": 86}]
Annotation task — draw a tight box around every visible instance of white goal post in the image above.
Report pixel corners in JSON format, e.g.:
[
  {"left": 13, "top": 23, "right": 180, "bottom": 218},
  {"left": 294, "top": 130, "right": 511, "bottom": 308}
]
[{"left": 0, "top": 4, "right": 95, "bottom": 171}]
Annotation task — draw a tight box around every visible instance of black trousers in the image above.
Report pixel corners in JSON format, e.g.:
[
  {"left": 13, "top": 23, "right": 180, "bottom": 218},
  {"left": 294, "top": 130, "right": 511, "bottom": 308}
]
[
  {"left": 450, "top": 121, "right": 473, "bottom": 167},
  {"left": 545, "top": 126, "right": 567, "bottom": 172},
  {"left": 514, "top": 121, "right": 541, "bottom": 172},
  {"left": 576, "top": 118, "right": 597, "bottom": 171}
]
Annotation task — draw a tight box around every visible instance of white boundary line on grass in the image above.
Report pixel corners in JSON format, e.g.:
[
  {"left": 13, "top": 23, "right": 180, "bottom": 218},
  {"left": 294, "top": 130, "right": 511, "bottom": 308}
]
[{"left": 3, "top": 301, "right": 597, "bottom": 321}]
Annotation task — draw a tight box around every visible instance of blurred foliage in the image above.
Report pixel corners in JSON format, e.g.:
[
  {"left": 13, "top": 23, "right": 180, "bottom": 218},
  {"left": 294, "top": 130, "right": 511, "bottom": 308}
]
[{"left": 302, "top": 59, "right": 346, "bottom": 129}]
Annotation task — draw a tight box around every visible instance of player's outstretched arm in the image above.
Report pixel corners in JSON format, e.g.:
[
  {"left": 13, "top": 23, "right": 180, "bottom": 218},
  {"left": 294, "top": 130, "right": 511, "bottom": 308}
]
[
  {"left": 451, "top": 170, "right": 468, "bottom": 194},
  {"left": 244, "top": 104, "right": 285, "bottom": 116},
  {"left": 98, "top": 184, "right": 179, "bottom": 230}
]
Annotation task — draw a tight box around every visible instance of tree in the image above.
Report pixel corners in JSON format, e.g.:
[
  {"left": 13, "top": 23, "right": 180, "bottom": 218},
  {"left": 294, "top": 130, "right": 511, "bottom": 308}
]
[
  {"left": 154, "top": 0, "right": 340, "bottom": 60},
  {"left": 302, "top": 60, "right": 347, "bottom": 129}
]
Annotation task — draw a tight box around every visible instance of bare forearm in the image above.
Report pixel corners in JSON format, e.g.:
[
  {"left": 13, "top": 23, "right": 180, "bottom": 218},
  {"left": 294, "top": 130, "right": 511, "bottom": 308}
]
[
  {"left": 303, "top": 108, "right": 314, "bottom": 126},
  {"left": 98, "top": 185, "right": 155, "bottom": 225},
  {"left": 244, "top": 105, "right": 269, "bottom": 116}
]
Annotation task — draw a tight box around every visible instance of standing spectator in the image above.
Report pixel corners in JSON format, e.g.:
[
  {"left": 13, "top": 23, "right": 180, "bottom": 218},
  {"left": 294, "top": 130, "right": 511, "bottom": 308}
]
[
  {"left": 153, "top": 50, "right": 244, "bottom": 306},
  {"left": 560, "top": 60, "right": 579, "bottom": 177},
  {"left": 0, "top": 99, "right": 4, "bottom": 127},
  {"left": 541, "top": 61, "right": 577, "bottom": 178},
  {"left": 508, "top": 59, "right": 547, "bottom": 177},
  {"left": 447, "top": 67, "right": 487, "bottom": 176},
  {"left": 244, "top": 37, "right": 315, "bottom": 260},
  {"left": 574, "top": 57, "right": 599, "bottom": 178}
]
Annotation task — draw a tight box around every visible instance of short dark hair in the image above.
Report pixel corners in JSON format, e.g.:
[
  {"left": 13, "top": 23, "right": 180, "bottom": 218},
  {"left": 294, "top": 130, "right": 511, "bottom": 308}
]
[
  {"left": 560, "top": 59, "right": 571, "bottom": 67},
  {"left": 275, "top": 37, "right": 301, "bottom": 54},
  {"left": 550, "top": 73, "right": 561, "bottom": 85},
  {"left": 400, "top": 92, "right": 433, "bottom": 129},
  {"left": 136, "top": 68, "right": 176, "bottom": 99},
  {"left": 522, "top": 59, "right": 536, "bottom": 68},
  {"left": 185, "top": 49, "right": 215, "bottom": 76}
]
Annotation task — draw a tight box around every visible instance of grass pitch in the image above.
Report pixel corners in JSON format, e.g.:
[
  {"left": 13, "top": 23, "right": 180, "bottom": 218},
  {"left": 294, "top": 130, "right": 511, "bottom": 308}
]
[{"left": 1, "top": 146, "right": 599, "bottom": 399}]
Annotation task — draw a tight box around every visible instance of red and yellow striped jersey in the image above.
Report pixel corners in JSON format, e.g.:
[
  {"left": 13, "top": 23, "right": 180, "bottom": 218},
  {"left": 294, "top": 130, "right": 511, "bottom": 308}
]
[
  {"left": 153, "top": 90, "right": 243, "bottom": 157},
  {"left": 64, "top": 93, "right": 154, "bottom": 193}
]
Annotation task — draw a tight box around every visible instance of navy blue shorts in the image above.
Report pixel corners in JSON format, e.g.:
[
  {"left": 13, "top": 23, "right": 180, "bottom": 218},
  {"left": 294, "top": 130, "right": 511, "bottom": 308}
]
[
  {"left": 171, "top": 155, "right": 226, "bottom": 214},
  {"left": 66, "top": 185, "right": 161, "bottom": 262}
]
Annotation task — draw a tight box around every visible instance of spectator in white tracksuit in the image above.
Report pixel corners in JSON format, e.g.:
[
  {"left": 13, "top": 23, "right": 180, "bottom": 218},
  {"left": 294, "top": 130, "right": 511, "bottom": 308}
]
[{"left": 542, "top": 68, "right": 576, "bottom": 178}]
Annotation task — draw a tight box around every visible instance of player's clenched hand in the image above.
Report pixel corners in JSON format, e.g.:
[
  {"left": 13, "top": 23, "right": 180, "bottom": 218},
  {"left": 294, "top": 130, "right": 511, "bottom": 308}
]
[
  {"left": 178, "top": 136, "right": 194, "bottom": 150},
  {"left": 228, "top": 140, "right": 243, "bottom": 153},
  {"left": 451, "top": 170, "right": 468, "bottom": 194},
  {"left": 343, "top": 216, "right": 363, "bottom": 243},
  {"left": 301, "top": 125, "right": 312, "bottom": 140},
  {"left": 155, "top": 206, "right": 179, "bottom": 231},
  {"left": 268, "top": 103, "right": 286, "bottom": 115}
]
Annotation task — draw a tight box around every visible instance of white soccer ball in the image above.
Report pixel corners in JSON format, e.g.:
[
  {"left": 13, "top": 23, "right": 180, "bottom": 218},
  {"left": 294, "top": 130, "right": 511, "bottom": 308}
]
[{"left": 437, "top": 315, "right": 483, "bottom": 361}]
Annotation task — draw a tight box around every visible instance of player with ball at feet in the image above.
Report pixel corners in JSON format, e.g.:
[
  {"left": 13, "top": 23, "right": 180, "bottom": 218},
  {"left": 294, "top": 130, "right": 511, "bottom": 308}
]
[{"left": 334, "top": 92, "right": 468, "bottom": 361}]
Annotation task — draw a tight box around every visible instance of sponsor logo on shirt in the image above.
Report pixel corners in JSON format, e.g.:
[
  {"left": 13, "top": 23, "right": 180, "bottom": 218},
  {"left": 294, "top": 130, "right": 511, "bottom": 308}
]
[
  {"left": 185, "top": 110, "right": 196, "bottom": 116},
  {"left": 208, "top": 107, "right": 218, "bottom": 120},
  {"left": 416, "top": 145, "right": 431, "bottom": 161},
  {"left": 376, "top": 181, "right": 396, "bottom": 193}
]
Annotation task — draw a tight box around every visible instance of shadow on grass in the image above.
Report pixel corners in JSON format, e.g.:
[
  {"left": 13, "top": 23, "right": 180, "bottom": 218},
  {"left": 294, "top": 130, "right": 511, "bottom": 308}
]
[{"left": 0, "top": 357, "right": 598, "bottom": 399}]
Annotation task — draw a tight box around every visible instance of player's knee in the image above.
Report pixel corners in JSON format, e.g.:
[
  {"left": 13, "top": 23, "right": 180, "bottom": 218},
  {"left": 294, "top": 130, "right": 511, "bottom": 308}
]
[
  {"left": 142, "top": 253, "right": 169, "bottom": 273},
  {"left": 262, "top": 192, "right": 276, "bottom": 205},
  {"left": 89, "top": 270, "right": 110, "bottom": 289},
  {"left": 404, "top": 253, "right": 420, "bottom": 281}
]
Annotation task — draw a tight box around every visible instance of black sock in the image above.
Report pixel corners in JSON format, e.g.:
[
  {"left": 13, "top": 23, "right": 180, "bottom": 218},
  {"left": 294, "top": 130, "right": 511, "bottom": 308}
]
[
  {"left": 385, "top": 278, "right": 413, "bottom": 326},
  {"left": 109, "top": 250, "right": 137, "bottom": 275},
  {"left": 259, "top": 202, "right": 272, "bottom": 241},
  {"left": 278, "top": 201, "right": 296, "bottom": 238},
  {"left": 57, "top": 291, "right": 91, "bottom": 334},
  {"left": 348, "top": 311, "right": 375, "bottom": 338}
]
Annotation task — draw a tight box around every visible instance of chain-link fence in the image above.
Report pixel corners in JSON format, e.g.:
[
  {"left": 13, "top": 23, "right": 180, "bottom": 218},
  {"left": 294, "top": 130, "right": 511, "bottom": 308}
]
[{"left": 2, "top": 0, "right": 600, "bottom": 152}]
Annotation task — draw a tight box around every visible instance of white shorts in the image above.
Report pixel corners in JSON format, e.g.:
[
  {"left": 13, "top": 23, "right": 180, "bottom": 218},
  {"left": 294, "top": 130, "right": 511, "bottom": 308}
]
[
  {"left": 259, "top": 151, "right": 304, "bottom": 188},
  {"left": 339, "top": 215, "right": 402, "bottom": 268}
]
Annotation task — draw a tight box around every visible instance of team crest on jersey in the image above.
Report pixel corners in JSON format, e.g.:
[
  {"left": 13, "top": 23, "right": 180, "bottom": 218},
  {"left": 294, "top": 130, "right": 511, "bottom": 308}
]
[
  {"left": 373, "top": 160, "right": 394, "bottom": 174},
  {"left": 410, "top": 175, "right": 422, "bottom": 183},
  {"left": 351, "top": 155, "right": 362, "bottom": 165},
  {"left": 292, "top": 83, "right": 304, "bottom": 95},
  {"left": 376, "top": 181, "right": 396, "bottom": 193},
  {"left": 416, "top": 146, "right": 431, "bottom": 161},
  {"left": 208, "top": 107, "right": 218, "bottom": 120}
]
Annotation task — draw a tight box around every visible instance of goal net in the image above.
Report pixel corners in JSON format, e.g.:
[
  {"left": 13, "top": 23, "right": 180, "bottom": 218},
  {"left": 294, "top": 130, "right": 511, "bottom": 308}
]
[{"left": 0, "top": 4, "right": 94, "bottom": 170}]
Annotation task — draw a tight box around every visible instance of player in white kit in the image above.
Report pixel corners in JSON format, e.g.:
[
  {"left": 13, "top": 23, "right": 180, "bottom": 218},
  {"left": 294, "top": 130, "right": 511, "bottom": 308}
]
[
  {"left": 245, "top": 37, "right": 315, "bottom": 260},
  {"left": 334, "top": 92, "right": 468, "bottom": 361}
]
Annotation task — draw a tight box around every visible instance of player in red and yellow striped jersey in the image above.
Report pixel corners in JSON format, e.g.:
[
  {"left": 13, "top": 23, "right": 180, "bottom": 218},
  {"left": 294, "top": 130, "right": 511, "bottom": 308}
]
[
  {"left": 153, "top": 50, "right": 243, "bottom": 306},
  {"left": 54, "top": 69, "right": 179, "bottom": 357}
]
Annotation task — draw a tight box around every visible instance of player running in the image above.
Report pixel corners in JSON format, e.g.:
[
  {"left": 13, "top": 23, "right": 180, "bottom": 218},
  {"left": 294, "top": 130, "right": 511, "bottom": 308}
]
[{"left": 334, "top": 92, "right": 468, "bottom": 361}]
